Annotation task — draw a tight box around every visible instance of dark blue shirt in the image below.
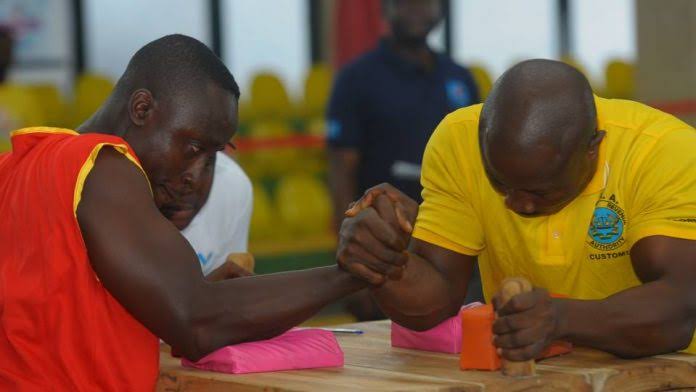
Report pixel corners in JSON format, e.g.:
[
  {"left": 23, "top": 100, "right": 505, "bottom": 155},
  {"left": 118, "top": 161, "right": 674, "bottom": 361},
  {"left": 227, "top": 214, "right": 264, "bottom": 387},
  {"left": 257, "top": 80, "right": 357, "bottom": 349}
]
[{"left": 327, "top": 39, "right": 479, "bottom": 201}]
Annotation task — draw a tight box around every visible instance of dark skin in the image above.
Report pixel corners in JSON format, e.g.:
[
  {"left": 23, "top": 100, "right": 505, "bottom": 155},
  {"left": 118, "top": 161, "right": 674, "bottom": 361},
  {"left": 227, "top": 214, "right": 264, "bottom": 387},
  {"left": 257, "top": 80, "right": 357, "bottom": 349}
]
[
  {"left": 81, "top": 85, "right": 244, "bottom": 281},
  {"left": 328, "top": 0, "right": 441, "bottom": 319},
  {"left": 76, "top": 83, "right": 370, "bottom": 361},
  {"left": 338, "top": 60, "right": 696, "bottom": 359}
]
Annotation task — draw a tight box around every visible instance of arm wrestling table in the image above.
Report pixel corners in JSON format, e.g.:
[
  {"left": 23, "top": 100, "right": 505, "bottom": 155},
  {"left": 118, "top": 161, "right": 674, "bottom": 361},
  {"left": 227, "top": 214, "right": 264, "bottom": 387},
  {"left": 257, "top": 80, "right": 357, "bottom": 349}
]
[{"left": 157, "top": 320, "right": 696, "bottom": 391}]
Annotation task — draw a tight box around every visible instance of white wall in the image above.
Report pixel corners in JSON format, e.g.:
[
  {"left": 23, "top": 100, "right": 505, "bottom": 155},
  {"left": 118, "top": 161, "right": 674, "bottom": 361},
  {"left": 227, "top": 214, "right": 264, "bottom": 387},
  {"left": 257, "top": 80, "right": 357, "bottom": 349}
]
[
  {"left": 571, "top": 0, "right": 636, "bottom": 84},
  {"left": 1, "top": 0, "right": 74, "bottom": 93},
  {"left": 450, "top": 0, "right": 557, "bottom": 78},
  {"left": 221, "top": 0, "right": 309, "bottom": 99},
  {"left": 84, "top": 0, "right": 210, "bottom": 82}
]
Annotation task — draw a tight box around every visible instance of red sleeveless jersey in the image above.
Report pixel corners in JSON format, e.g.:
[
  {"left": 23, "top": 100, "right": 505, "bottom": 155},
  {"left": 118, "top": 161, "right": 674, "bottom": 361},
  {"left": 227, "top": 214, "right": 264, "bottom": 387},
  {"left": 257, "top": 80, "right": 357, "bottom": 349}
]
[{"left": 0, "top": 128, "right": 159, "bottom": 391}]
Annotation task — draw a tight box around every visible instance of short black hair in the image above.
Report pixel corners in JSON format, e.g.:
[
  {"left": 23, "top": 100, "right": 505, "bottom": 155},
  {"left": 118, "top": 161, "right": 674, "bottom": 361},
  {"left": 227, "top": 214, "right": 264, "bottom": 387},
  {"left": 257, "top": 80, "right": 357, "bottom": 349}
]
[{"left": 115, "top": 34, "right": 240, "bottom": 100}]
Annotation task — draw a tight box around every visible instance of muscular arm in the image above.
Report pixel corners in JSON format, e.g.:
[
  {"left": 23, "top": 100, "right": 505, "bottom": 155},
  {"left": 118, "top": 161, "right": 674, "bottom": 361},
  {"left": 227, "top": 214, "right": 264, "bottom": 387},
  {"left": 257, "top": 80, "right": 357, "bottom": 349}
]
[
  {"left": 555, "top": 236, "right": 696, "bottom": 357},
  {"left": 328, "top": 147, "right": 360, "bottom": 233},
  {"left": 77, "top": 149, "right": 366, "bottom": 361},
  {"left": 372, "top": 238, "right": 476, "bottom": 331}
]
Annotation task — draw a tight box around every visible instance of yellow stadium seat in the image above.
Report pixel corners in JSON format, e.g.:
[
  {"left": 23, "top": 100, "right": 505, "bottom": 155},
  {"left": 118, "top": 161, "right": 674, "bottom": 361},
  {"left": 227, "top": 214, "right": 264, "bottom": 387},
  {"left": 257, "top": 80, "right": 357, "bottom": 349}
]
[
  {"left": 70, "top": 74, "right": 114, "bottom": 128},
  {"left": 245, "top": 121, "right": 299, "bottom": 177},
  {"left": 26, "top": 84, "right": 67, "bottom": 127},
  {"left": 300, "top": 64, "right": 334, "bottom": 119},
  {"left": 275, "top": 174, "right": 331, "bottom": 237},
  {"left": 0, "top": 84, "right": 45, "bottom": 139},
  {"left": 467, "top": 65, "right": 493, "bottom": 101},
  {"left": 604, "top": 60, "right": 635, "bottom": 99},
  {"left": 306, "top": 116, "right": 326, "bottom": 136},
  {"left": 249, "top": 184, "right": 275, "bottom": 241},
  {"left": 247, "top": 72, "right": 292, "bottom": 120}
]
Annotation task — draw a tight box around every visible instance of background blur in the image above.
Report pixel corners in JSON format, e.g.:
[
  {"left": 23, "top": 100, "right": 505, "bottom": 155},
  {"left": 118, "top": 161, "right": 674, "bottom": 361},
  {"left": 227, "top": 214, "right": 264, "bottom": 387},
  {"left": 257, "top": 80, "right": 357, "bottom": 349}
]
[{"left": 0, "top": 0, "right": 692, "bottom": 322}]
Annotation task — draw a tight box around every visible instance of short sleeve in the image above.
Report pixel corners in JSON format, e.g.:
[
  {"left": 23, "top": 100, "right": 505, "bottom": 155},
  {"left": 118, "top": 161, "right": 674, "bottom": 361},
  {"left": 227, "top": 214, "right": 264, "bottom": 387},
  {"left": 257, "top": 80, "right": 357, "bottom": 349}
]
[
  {"left": 412, "top": 118, "right": 485, "bottom": 256},
  {"left": 626, "top": 128, "right": 696, "bottom": 246},
  {"left": 326, "top": 67, "right": 366, "bottom": 149}
]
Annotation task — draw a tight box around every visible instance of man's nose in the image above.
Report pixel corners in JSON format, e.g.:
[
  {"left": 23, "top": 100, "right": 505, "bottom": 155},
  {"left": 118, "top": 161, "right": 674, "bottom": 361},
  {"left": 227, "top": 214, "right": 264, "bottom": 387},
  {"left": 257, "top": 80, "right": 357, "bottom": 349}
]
[{"left": 182, "top": 160, "right": 206, "bottom": 189}]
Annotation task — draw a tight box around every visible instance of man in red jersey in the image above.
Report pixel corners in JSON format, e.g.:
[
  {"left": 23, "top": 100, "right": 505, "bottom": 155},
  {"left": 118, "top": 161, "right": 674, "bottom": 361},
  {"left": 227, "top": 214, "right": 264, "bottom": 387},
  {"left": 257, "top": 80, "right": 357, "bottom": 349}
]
[{"left": 0, "top": 35, "right": 383, "bottom": 391}]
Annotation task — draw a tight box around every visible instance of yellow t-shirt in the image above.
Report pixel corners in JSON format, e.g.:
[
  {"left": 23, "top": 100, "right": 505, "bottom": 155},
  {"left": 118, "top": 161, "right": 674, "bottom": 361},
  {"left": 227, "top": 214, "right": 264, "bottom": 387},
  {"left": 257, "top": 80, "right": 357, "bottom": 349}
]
[{"left": 413, "top": 96, "right": 696, "bottom": 353}]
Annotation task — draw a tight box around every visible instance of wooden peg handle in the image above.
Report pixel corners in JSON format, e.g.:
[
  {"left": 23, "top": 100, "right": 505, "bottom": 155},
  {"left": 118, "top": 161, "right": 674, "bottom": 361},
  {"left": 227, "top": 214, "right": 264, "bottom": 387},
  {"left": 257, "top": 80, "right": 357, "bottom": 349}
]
[
  {"left": 226, "top": 252, "right": 255, "bottom": 273},
  {"left": 499, "top": 277, "right": 536, "bottom": 377}
]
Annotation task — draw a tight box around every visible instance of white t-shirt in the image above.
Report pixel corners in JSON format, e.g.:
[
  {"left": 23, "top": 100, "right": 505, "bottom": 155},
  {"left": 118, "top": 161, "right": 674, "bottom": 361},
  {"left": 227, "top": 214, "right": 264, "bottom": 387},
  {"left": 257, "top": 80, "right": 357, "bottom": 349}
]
[{"left": 181, "top": 152, "right": 253, "bottom": 276}]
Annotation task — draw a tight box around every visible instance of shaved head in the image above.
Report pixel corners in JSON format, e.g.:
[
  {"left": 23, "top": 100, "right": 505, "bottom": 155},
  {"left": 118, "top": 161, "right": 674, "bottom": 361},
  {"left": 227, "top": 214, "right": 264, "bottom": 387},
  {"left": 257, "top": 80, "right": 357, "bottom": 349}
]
[
  {"left": 81, "top": 34, "right": 241, "bottom": 230},
  {"left": 479, "top": 59, "right": 604, "bottom": 217}
]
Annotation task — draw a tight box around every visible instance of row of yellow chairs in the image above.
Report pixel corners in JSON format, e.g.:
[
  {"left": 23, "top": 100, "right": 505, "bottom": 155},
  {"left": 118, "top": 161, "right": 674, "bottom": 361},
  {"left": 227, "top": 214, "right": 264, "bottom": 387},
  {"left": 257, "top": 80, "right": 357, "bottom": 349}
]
[
  {"left": 468, "top": 58, "right": 635, "bottom": 101},
  {"left": 250, "top": 174, "right": 332, "bottom": 241},
  {"left": 0, "top": 73, "right": 114, "bottom": 133},
  {"left": 239, "top": 59, "right": 634, "bottom": 126},
  {"left": 239, "top": 64, "right": 334, "bottom": 123}
]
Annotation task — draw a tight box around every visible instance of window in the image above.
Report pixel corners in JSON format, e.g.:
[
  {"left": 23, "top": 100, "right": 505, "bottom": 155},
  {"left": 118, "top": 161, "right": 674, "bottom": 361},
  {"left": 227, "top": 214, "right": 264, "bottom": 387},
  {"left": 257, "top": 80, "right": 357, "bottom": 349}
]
[
  {"left": 450, "top": 0, "right": 557, "bottom": 78},
  {"left": 222, "top": 0, "right": 309, "bottom": 98},
  {"left": 85, "top": 0, "right": 210, "bottom": 81},
  {"left": 570, "top": 0, "right": 636, "bottom": 83}
]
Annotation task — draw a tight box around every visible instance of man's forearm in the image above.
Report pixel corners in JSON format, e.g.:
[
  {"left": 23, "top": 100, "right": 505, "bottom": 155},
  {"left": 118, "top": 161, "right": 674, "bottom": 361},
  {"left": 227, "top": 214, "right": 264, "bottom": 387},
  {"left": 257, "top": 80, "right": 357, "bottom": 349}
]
[
  {"left": 372, "top": 252, "right": 463, "bottom": 331},
  {"left": 189, "top": 266, "right": 366, "bottom": 359},
  {"left": 555, "top": 279, "right": 695, "bottom": 357}
]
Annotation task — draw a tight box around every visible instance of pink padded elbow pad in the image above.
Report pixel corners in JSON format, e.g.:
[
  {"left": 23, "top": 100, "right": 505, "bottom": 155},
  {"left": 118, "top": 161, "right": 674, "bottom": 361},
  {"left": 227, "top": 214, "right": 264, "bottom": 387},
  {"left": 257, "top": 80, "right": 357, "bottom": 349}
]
[
  {"left": 182, "top": 328, "right": 344, "bottom": 374},
  {"left": 391, "top": 302, "right": 483, "bottom": 354}
]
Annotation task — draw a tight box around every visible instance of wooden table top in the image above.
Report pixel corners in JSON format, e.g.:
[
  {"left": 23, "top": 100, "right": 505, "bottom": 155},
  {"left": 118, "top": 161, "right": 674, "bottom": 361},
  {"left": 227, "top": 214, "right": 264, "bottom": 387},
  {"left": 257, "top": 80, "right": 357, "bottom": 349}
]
[{"left": 157, "top": 320, "right": 696, "bottom": 391}]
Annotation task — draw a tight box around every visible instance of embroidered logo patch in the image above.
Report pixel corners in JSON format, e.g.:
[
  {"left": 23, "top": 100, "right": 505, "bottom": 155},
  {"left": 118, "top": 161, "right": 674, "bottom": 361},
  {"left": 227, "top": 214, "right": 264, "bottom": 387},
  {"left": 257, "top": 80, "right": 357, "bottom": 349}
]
[{"left": 588, "top": 194, "right": 626, "bottom": 251}]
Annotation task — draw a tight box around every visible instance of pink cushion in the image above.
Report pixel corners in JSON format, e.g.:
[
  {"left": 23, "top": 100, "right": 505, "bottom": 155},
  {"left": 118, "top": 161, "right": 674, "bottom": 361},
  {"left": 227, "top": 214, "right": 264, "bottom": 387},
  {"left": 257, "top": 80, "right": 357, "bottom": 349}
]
[
  {"left": 181, "top": 328, "right": 344, "bottom": 374},
  {"left": 391, "top": 302, "right": 483, "bottom": 354}
]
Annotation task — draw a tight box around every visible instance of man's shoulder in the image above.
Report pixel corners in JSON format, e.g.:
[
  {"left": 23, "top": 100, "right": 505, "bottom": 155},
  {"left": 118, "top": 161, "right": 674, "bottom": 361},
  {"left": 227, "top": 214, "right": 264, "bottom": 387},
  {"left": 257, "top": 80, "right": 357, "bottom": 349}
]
[
  {"left": 599, "top": 97, "right": 696, "bottom": 166},
  {"left": 599, "top": 97, "right": 693, "bottom": 139},
  {"left": 335, "top": 48, "right": 384, "bottom": 81},
  {"left": 425, "top": 105, "right": 483, "bottom": 168},
  {"left": 438, "top": 104, "right": 483, "bottom": 132},
  {"left": 439, "top": 55, "right": 473, "bottom": 75}
]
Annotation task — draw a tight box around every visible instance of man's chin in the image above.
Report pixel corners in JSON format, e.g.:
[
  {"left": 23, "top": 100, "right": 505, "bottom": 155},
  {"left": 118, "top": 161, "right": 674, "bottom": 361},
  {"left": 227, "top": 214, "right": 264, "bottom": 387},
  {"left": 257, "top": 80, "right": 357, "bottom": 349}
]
[
  {"left": 511, "top": 205, "right": 568, "bottom": 218},
  {"left": 169, "top": 209, "right": 195, "bottom": 230}
]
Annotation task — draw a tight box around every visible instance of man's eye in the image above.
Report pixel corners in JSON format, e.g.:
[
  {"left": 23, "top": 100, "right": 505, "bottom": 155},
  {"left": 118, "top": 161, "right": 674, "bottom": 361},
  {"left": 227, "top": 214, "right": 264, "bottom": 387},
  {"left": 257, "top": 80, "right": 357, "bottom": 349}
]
[{"left": 189, "top": 143, "right": 202, "bottom": 154}]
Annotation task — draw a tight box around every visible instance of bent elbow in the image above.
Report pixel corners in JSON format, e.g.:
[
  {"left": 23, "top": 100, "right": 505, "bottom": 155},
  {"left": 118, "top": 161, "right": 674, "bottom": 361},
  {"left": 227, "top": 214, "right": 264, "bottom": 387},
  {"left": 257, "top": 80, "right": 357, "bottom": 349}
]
[
  {"left": 392, "top": 314, "right": 448, "bottom": 332},
  {"left": 166, "top": 307, "right": 219, "bottom": 362},
  {"left": 671, "top": 321, "right": 695, "bottom": 353},
  {"left": 179, "top": 324, "right": 216, "bottom": 362},
  {"left": 613, "top": 321, "right": 695, "bottom": 359},
  {"left": 177, "top": 313, "right": 262, "bottom": 361}
]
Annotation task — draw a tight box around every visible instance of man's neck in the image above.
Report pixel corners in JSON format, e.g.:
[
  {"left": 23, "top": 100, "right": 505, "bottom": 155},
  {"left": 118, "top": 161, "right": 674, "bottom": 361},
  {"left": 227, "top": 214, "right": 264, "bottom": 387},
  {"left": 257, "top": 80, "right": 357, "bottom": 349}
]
[
  {"left": 388, "top": 37, "right": 434, "bottom": 70},
  {"left": 76, "top": 104, "right": 129, "bottom": 139}
]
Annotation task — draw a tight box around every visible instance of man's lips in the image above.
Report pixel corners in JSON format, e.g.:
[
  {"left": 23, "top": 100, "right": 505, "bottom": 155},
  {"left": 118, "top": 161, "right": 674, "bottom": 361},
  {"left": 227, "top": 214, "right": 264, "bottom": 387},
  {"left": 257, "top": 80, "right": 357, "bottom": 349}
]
[{"left": 160, "top": 204, "right": 194, "bottom": 219}]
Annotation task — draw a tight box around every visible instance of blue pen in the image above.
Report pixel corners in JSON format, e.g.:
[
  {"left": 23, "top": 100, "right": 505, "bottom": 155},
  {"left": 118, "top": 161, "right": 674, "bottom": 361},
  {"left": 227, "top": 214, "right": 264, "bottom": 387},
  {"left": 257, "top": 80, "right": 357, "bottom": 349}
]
[{"left": 320, "top": 328, "right": 364, "bottom": 335}]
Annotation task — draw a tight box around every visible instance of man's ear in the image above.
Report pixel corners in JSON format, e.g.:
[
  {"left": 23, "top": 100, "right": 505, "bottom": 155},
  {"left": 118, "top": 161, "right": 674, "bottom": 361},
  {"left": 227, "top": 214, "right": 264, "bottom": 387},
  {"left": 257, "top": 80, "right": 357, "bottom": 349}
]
[
  {"left": 128, "top": 89, "right": 155, "bottom": 127},
  {"left": 587, "top": 130, "right": 606, "bottom": 160}
]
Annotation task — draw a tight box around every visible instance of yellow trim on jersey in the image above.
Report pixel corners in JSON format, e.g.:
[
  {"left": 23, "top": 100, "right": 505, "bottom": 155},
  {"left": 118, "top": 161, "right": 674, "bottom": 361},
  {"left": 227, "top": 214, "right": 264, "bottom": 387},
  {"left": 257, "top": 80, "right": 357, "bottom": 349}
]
[
  {"left": 10, "top": 127, "right": 79, "bottom": 137},
  {"left": 73, "top": 143, "right": 151, "bottom": 216}
]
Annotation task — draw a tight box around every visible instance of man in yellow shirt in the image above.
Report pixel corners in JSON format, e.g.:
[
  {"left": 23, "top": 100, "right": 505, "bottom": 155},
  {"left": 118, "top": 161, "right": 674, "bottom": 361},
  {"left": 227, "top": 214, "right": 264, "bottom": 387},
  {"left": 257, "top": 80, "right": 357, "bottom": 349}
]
[{"left": 336, "top": 59, "right": 696, "bottom": 358}]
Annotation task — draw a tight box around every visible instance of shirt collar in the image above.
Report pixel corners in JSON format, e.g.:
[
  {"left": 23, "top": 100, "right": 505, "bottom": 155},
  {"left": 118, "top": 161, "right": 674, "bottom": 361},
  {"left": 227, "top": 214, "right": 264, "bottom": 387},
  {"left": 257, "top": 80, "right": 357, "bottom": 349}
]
[{"left": 377, "top": 38, "right": 444, "bottom": 75}]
